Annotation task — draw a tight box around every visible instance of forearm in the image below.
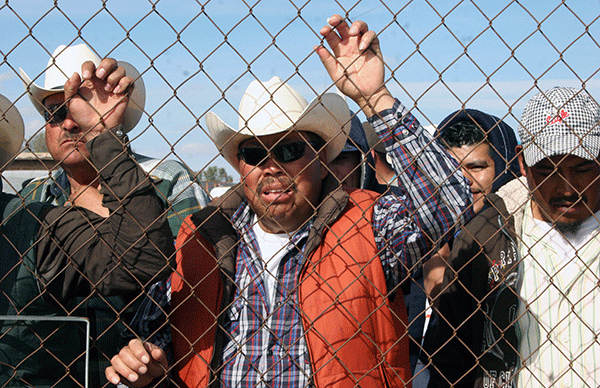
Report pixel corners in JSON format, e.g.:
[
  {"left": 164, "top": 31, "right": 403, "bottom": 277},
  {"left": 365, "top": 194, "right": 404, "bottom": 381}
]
[
  {"left": 38, "top": 127, "right": 175, "bottom": 300},
  {"left": 89, "top": 127, "right": 175, "bottom": 292}
]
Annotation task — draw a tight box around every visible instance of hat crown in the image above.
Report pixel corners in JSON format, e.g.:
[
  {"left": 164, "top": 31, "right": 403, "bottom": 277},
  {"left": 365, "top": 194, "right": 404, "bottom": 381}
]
[
  {"left": 0, "top": 94, "right": 24, "bottom": 169},
  {"left": 520, "top": 86, "right": 600, "bottom": 166},
  {"left": 205, "top": 76, "right": 351, "bottom": 172},
  {"left": 44, "top": 44, "right": 101, "bottom": 90},
  {"left": 238, "top": 77, "right": 309, "bottom": 135},
  {"left": 20, "top": 44, "right": 146, "bottom": 133}
]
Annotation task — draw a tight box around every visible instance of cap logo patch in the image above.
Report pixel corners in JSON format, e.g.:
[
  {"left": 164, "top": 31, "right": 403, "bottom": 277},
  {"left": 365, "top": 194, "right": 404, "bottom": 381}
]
[{"left": 546, "top": 109, "right": 570, "bottom": 126}]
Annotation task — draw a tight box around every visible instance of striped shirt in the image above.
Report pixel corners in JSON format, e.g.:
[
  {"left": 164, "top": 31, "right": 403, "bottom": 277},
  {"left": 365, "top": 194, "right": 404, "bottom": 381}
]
[
  {"left": 130, "top": 99, "right": 473, "bottom": 387},
  {"left": 517, "top": 204, "right": 600, "bottom": 388}
]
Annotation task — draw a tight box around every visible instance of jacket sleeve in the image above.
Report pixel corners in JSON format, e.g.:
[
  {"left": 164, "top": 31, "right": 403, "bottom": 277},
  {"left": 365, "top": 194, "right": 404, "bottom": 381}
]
[
  {"left": 426, "top": 227, "right": 487, "bottom": 388},
  {"left": 36, "top": 126, "right": 175, "bottom": 302}
]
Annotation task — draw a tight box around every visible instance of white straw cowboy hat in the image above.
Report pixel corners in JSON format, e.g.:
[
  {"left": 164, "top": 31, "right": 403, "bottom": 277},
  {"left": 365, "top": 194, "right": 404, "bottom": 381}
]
[
  {"left": 0, "top": 94, "right": 24, "bottom": 170},
  {"left": 205, "top": 76, "right": 351, "bottom": 172},
  {"left": 19, "top": 43, "right": 146, "bottom": 133}
]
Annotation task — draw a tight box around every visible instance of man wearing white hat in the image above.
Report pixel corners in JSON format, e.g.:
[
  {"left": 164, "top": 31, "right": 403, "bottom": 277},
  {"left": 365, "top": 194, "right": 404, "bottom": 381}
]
[
  {"left": 106, "top": 15, "right": 472, "bottom": 388},
  {"left": 19, "top": 43, "right": 210, "bottom": 386},
  {"left": 20, "top": 43, "right": 209, "bottom": 236},
  {"left": 0, "top": 90, "right": 174, "bottom": 385}
]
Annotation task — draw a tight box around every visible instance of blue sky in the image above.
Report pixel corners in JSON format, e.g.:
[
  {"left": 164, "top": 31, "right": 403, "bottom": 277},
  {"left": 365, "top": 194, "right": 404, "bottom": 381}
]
[{"left": 2, "top": 0, "right": 599, "bottom": 179}]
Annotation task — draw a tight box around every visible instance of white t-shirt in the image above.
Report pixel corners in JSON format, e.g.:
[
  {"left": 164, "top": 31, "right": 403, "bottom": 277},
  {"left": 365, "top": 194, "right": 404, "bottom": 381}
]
[{"left": 252, "top": 216, "right": 291, "bottom": 307}]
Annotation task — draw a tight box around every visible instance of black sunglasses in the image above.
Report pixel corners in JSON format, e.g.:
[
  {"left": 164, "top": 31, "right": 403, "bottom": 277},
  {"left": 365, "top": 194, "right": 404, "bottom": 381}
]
[
  {"left": 238, "top": 141, "right": 319, "bottom": 166},
  {"left": 43, "top": 104, "right": 69, "bottom": 125}
]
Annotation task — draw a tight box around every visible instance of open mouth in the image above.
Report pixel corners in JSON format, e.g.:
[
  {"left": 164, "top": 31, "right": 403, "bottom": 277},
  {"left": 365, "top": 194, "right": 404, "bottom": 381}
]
[{"left": 262, "top": 187, "right": 292, "bottom": 200}]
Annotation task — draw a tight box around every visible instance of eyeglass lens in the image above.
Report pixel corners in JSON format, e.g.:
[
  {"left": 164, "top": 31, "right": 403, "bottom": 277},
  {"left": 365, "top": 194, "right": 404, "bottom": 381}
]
[
  {"left": 238, "top": 141, "right": 316, "bottom": 166},
  {"left": 43, "top": 104, "right": 68, "bottom": 125}
]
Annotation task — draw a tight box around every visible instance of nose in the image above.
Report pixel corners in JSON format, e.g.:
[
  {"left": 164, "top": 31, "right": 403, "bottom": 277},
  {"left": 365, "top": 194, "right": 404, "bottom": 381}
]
[
  {"left": 556, "top": 170, "right": 578, "bottom": 196},
  {"left": 256, "top": 154, "right": 285, "bottom": 176},
  {"left": 60, "top": 113, "right": 80, "bottom": 133},
  {"left": 460, "top": 166, "right": 473, "bottom": 186}
]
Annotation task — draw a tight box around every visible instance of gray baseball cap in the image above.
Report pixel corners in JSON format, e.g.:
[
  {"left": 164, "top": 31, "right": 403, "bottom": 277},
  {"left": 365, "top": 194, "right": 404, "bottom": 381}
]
[{"left": 519, "top": 86, "right": 600, "bottom": 166}]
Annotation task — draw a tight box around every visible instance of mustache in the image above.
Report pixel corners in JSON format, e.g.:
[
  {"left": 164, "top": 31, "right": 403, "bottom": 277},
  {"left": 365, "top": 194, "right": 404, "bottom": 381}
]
[
  {"left": 257, "top": 176, "right": 296, "bottom": 193},
  {"left": 549, "top": 194, "right": 584, "bottom": 206},
  {"left": 61, "top": 132, "right": 85, "bottom": 142}
]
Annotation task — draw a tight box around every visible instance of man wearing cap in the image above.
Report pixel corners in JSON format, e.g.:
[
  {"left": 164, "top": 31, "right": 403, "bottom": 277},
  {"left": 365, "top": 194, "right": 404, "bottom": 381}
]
[
  {"left": 106, "top": 15, "right": 472, "bottom": 387},
  {"left": 426, "top": 86, "right": 600, "bottom": 388},
  {"left": 0, "top": 72, "right": 174, "bottom": 386},
  {"left": 19, "top": 43, "right": 210, "bottom": 386}
]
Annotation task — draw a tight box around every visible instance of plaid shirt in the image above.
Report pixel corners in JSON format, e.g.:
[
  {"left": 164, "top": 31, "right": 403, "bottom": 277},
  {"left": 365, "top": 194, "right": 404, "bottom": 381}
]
[
  {"left": 19, "top": 153, "right": 210, "bottom": 237},
  {"left": 130, "top": 99, "right": 473, "bottom": 387}
]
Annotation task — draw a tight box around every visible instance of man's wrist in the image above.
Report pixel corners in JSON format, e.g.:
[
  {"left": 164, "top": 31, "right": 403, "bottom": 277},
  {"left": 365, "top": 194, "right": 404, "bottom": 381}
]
[{"left": 357, "top": 89, "right": 395, "bottom": 118}]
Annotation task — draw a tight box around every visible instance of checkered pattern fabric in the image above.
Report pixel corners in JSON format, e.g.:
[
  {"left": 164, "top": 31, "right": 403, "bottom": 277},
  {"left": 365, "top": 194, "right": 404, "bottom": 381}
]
[{"left": 519, "top": 86, "right": 600, "bottom": 166}]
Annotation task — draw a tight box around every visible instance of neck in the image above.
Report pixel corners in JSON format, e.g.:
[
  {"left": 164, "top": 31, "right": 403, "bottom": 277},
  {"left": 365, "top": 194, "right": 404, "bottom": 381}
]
[
  {"left": 376, "top": 169, "right": 397, "bottom": 186},
  {"left": 62, "top": 160, "right": 99, "bottom": 187},
  {"left": 64, "top": 165, "right": 108, "bottom": 217}
]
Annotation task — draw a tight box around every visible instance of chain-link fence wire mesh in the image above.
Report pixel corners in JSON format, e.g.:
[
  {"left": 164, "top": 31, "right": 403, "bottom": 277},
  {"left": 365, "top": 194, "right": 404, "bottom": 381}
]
[{"left": 1, "top": 0, "right": 600, "bottom": 387}]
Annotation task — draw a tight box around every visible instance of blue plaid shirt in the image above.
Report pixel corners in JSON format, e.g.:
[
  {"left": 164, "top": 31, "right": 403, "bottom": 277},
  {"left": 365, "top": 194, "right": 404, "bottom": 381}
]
[{"left": 129, "top": 99, "right": 473, "bottom": 387}]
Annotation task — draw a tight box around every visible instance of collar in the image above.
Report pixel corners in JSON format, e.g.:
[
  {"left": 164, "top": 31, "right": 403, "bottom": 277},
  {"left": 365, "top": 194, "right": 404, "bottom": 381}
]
[{"left": 48, "top": 169, "right": 71, "bottom": 198}]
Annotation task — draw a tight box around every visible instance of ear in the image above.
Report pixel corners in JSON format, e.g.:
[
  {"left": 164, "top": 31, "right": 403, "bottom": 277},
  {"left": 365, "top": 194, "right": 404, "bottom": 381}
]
[
  {"left": 516, "top": 145, "right": 528, "bottom": 177},
  {"left": 319, "top": 150, "right": 328, "bottom": 180}
]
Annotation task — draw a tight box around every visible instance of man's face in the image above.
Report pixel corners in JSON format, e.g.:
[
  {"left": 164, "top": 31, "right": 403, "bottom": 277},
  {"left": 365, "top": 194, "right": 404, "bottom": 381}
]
[
  {"left": 238, "top": 131, "right": 327, "bottom": 234},
  {"left": 330, "top": 150, "right": 361, "bottom": 190},
  {"left": 43, "top": 93, "right": 93, "bottom": 172},
  {"left": 449, "top": 142, "right": 495, "bottom": 214},
  {"left": 520, "top": 151, "right": 600, "bottom": 231}
]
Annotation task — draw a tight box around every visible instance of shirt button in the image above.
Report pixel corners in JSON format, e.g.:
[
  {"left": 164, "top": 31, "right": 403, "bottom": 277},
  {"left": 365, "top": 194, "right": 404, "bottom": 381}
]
[
  {"left": 562, "top": 335, "right": 570, "bottom": 343},
  {"left": 266, "top": 349, "right": 273, "bottom": 357},
  {"left": 402, "top": 129, "right": 409, "bottom": 136},
  {"left": 115, "top": 129, "right": 124, "bottom": 137}
]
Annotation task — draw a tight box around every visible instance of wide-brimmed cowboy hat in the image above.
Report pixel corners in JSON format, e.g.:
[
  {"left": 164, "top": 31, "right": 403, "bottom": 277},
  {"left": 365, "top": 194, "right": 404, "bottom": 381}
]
[
  {"left": 205, "top": 76, "right": 351, "bottom": 171},
  {"left": 19, "top": 43, "right": 146, "bottom": 133},
  {"left": 0, "top": 94, "right": 24, "bottom": 170}
]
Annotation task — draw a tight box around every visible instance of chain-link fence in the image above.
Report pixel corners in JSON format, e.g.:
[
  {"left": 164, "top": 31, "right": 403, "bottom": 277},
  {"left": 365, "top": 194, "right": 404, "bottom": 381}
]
[{"left": 1, "top": 1, "right": 599, "bottom": 387}]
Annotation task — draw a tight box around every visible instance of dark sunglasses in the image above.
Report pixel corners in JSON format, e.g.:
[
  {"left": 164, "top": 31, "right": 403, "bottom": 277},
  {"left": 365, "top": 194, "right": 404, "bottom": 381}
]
[
  {"left": 238, "top": 141, "right": 319, "bottom": 166},
  {"left": 43, "top": 104, "right": 69, "bottom": 125}
]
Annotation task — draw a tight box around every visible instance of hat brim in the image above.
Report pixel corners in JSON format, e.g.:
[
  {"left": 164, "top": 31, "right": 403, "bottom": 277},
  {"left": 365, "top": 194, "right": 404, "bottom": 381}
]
[
  {"left": 206, "top": 93, "right": 350, "bottom": 172},
  {"left": 0, "top": 94, "right": 24, "bottom": 169},
  {"left": 523, "top": 132, "right": 600, "bottom": 166},
  {"left": 19, "top": 61, "right": 145, "bottom": 133}
]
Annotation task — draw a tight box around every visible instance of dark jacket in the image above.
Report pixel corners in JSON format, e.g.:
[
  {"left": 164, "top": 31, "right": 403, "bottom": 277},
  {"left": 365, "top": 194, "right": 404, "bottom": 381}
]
[
  {"left": 410, "top": 109, "right": 521, "bottom": 376},
  {"left": 0, "top": 127, "right": 175, "bottom": 387},
  {"left": 427, "top": 192, "right": 523, "bottom": 388}
]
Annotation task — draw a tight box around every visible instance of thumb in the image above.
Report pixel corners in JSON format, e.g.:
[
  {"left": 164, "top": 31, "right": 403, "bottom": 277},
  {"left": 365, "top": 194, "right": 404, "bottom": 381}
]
[
  {"left": 314, "top": 45, "right": 340, "bottom": 79},
  {"left": 144, "top": 342, "right": 169, "bottom": 376},
  {"left": 64, "top": 72, "right": 82, "bottom": 102}
]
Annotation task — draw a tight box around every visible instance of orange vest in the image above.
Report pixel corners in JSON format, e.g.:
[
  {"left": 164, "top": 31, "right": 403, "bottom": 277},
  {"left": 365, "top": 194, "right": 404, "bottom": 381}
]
[{"left": 171, "top": 190, "right": 411, "bottom": 387}]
